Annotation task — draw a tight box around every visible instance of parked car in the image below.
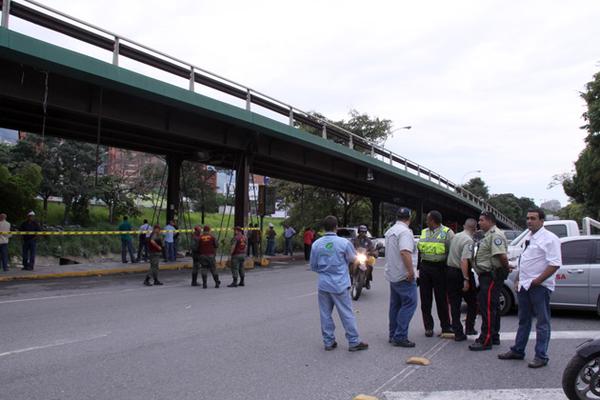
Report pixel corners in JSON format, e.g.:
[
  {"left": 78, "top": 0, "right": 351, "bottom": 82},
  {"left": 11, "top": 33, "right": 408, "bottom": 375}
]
[{"left": 499, "top": 235, "right": 600, "bottom": 316}]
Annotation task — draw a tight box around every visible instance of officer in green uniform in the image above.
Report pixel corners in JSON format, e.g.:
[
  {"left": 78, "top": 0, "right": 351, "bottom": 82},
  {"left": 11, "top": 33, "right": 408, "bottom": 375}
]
[
  {"left": 417, "top": 210, "right": 455, "bottom": 337},
  {"left": 469, "top": 211, "right": 509, "bottom": 351}
]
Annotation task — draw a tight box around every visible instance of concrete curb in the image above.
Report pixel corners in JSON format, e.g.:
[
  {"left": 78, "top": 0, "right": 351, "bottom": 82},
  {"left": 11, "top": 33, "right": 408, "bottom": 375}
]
[{"left": 0, "top": 262, "right": 193, "bottom": 282}]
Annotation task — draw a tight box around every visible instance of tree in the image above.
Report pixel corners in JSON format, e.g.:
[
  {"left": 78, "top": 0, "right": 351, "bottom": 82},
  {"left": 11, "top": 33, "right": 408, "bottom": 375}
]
[
  {"left": 488, "top": 194, "right": 522, "bottom": 223},
  {"left": 181, "top": 161, "right": 218, "bottom": 224},
  {"left": 461, "top": 177, "right": 490, "bottom": 200},
  {"left": 0, "top": 163, "right": 41, "bottom": 222}
]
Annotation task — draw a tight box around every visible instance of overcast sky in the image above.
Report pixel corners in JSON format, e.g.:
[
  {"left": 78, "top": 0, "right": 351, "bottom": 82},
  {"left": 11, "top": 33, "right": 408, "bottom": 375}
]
[{"left": 9, "top": 0, "right": 600, "bottom": 206}]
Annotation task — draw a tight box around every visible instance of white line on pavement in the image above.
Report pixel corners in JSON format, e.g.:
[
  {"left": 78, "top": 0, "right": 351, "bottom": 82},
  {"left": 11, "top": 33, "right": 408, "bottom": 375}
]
[
  {"left": 500, "top": 330, "right": 600, "bottom": 341},
  {"left": 383, "top": 388, "right": 565, "bottom": 400},
  {"left": 0, "top": 333, "right": 110, "bottom": 358}
]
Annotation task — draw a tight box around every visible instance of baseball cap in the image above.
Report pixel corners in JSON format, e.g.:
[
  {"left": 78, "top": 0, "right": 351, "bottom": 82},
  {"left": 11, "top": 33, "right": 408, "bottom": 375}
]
[
  {"left": 27, "top": 211, "right": 35, "bottom": 216},
  {"left": 396, "top": 207, "right": 411, "bottom": 219},
  {"left": 268, "top": 223, "right": 274, "bottom": 228},
  {"left": 358, "top": 225, "right": 368, "bottom": 232}
]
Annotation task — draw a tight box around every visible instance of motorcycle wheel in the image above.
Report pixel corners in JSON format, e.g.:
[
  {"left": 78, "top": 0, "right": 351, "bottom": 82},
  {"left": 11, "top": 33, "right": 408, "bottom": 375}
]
[
  {"left": 562, "top": 353, "right": 600, "bottom": 399},
  {"left": 351, "top": 272, "right": 364, "bottom": 301}
]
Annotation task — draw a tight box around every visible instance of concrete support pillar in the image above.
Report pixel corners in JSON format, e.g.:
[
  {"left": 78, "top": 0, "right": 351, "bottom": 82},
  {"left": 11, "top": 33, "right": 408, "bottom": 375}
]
[
  {"left": 371, "top": 198, "right": 381, "bottom": 237},
  {"left": 166, "top": 155, "right": 182, "bottom": 224},
  {"left": 234, "top": 153, "right": 249, "bottom": 229},
  {"left": 416, "top": 201, "right": 424, "bottom": 232}
]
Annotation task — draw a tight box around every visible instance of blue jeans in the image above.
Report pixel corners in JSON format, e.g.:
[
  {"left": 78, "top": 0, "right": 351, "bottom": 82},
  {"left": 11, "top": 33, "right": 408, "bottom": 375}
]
[
  {"left": 121, "top": 239, "right": 135, "bottom": 263},
  {"left": 318, "top": 289, "right": 361, "bottom": 346},
  {"left": 266, "top": 239, "right": 275, "bottom": 256},
  {"left": 165, "top": 242, "right": 176, "bottom": 261},
  {"left": 389, "top": 280, "right": 418, "bottom": 341},
  {"left": 511, "top": 285, "right": 552, "bottom": 361},
  {"left": 284, "top": 237, "right": 293, "bottom": 255},
  {"left": 0, "top": 243, "right": 8, "bottom": 270},
  {"left": 22, "top": 240, "right": 36, "bottom": 269}
]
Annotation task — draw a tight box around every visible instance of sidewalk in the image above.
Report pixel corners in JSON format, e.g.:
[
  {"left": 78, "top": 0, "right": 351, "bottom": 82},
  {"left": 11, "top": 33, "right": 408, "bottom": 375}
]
[{"left": 0, "top": 253, "right": 305, "bottom": 282}]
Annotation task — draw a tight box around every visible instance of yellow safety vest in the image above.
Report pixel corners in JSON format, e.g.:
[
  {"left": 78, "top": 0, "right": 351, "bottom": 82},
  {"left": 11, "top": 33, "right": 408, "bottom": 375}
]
[{"left": 418, "top": 226, "right": 450, "bottom": 263}]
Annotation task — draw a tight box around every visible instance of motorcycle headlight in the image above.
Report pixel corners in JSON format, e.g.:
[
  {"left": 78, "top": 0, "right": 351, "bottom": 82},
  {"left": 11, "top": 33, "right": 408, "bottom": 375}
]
[{"left": 356, "top": 254, "right": 367, "bottom": 264}]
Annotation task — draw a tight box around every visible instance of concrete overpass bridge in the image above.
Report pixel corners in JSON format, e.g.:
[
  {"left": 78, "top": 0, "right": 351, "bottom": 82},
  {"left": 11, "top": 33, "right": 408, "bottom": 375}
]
[{"left": 0, "top": 0, "right": 520, "bottom": 233}]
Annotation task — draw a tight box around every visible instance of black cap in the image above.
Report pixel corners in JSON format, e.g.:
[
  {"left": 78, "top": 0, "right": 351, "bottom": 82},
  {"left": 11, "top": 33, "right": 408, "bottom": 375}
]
[{"left": 397, "top": 207, "right": 411, "bottom": 219}]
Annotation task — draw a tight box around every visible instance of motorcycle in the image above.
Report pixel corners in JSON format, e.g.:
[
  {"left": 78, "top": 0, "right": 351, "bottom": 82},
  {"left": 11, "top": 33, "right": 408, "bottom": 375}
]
[
  {"left": 350, "top": 248, "right": 375, "bottom": 301},
  {"left": 562, "top": 337, "right": 600, "bottom": 399}
]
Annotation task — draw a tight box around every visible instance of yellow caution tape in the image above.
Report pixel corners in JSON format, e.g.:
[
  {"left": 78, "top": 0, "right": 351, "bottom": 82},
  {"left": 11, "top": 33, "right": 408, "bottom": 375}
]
[{"left": 0, "top": 227, "right": 261, "bottom": 236}]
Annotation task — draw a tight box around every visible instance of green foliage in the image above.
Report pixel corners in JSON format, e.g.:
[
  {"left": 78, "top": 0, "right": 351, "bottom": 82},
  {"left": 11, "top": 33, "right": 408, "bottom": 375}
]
[
  {"left": 557, "top": 202, "right": 586, "bottom": 222},
  {"left": 0, "top": 164, "right": 41, "bottom": 221},
  {"left": 461, "top": 177, "right": 489, "bottom": 200},
  {"left": 488, "top": 193, "right": 537, "bottom": 227}
]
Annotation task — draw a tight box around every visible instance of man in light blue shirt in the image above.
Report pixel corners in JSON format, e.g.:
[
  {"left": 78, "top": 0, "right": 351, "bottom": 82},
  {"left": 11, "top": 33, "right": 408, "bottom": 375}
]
[
  {"left": 310, "top": 215, "right": 368, "bottom": 352},
  {"left": 163, "top": 221, "right": 176, "bottom": 262}
]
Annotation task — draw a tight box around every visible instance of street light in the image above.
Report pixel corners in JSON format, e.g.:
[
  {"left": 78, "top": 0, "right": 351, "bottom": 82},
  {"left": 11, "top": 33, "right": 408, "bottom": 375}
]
[
  {"left": 382, "top": 125, "right": 412, "bottom": 148},
  {"left": 461, "top": 169, "right": 482, "bottom": 185}
]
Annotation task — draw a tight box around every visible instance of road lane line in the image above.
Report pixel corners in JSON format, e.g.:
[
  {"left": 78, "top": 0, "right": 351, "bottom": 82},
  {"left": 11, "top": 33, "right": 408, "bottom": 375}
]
[
  {"left": 383, "top": 388, "right": 565, "bottom": 400},
  {"left": 373, "top": 340, "right": 448, "bottom": 395},
  {"left": 0, "top": 333, "right": 109, "bottom": 358},
  {"left": 500, "top": 330, "right": 600, "bottom": 341}
]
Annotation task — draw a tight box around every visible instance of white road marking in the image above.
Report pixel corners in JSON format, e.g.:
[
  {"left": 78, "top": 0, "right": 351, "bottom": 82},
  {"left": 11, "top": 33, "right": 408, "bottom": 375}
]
[
  {"left": 500, "top": 330, "right": 600, "bottom": 341},
  {"left": 286, "top": 291, "right": 317, "bottom": 300},
  {"left": 0, "top": 333, "right": 109, "bottom": 358},
  {"left": 384, "top": 388, "right": 565, "bottom": 400},
  {"left": 374, "top": 340, "right": 451, "bottom": 395}
]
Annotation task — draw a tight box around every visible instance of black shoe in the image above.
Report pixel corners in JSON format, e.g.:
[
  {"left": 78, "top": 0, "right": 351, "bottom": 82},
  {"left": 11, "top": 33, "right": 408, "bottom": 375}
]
[
  {"left": 143, "top": 278, "right": 152, "bottom": 286},
  {"left": 153, "top": 280, "right": 163, "bottom": 286},
  {"left": 202, "top": 283, "right": 208, "bottom": 289},
  {"left": 498, "top": 350, "right": 525, "bottom": 360},
  {"left": 348, "top": 342, "right": 369, "bottom": 352},
  {"left": 215, "top": 281, "right": 220, "bottom": 289},
  {"left": 227, "top": 282, "right": 238, "bottom": 288},
  {"left": 425, "top": 330, "right": 434, "bottom": 337},
  {"left": 469, "top": 342, "right": 492, "bottom": 351},
  {"left": 324, "top": 342, "right": 338, "bottom": 351},
  {"left": 238, "top": 282, "right": 245, "bottom": 287},
  {"left": 466, "top": 329, "right": 478, "bottom": 336},
  {"left": 391, "top": 339, "right": 415, "bottom": 348},
  {"left": 493, "top": 337, "right": 501, "bottom": 346},
  {"left": 365, "top": 281, "right": 371, "bottom": 290},
  {"left": 191, "top": 282, "right": 198, "bottom": 286},
  {"left": 528, "top": 358, "right": 548, "bottom": 368},
  {"left": 454, "top": 334, "right": 468, "bottom": 342}
]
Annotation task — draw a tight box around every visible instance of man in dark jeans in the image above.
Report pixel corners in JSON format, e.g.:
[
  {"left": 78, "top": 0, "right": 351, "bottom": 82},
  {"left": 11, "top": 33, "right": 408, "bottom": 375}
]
[{"left": 20, "top": 211, "right": 40, "bottom": 270}]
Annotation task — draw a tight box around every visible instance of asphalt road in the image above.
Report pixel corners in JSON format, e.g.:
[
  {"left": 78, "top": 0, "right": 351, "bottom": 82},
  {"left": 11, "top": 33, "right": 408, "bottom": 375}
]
[{"left": 1, "top": 259, "right": 599, "bottom": 400}]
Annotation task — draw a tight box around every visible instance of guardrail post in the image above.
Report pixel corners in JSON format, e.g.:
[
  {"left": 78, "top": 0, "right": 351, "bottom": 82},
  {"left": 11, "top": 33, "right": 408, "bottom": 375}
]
[
  {"left": 288, "top": 107, "right": 294, "bottom": 126},
  {"left": 322, "top": 124, "right": 327, "bottom": 139},
  {"left": 348, "top": 135, "right": 353, "bottom": 149},
  {"left": 112, "top": 36, "right": 120, "bottom": 66},
  {"left": 428, "top": 171, "right": 432, "bottom": 181},
  {"left": 370, "top": 145, "right": 375, "bottom": 157},
  {"left": 417, "top": 166, "right": 420, "bottom": 177},
  {"left": 1, "top": 0, "right": 10, "bottom": 28},
  {"left": 246, "top": 89, "right": 251, "bottom": 111},
  {"left": 189, "top": 67, "right": 195, "bottom": 91},
  {"left": 389, "top": 151, "right": 393, "bottom": 165}
]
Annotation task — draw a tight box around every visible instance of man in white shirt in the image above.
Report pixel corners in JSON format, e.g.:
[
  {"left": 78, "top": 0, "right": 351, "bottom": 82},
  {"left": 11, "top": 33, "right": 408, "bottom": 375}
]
[
  {"left": 0, "top": 213, "right": 10, "bottom": 271},
  {"left": 385, "top": 207, "right": 418, "bottom": 348},
  {"left": 498, "top": 208, "right": 561, "bottom": 368}
]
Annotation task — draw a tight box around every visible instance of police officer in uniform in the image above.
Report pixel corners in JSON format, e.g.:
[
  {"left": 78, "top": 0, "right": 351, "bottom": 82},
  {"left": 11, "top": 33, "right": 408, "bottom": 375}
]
[
  {"left": 469, "top": 211, "right": 509, "bottom": 351},
  {"left": 417, "top": 210, "right": 454, "bottom": 337},
  {"left": 352, "top": 225, "right": 377, "bottom": 289},
  {"left": 446, "top": 218, "right": 479, "bottom": 341},
  {"left": 198, "top": 225, "right": 220, "bottom": 288}
]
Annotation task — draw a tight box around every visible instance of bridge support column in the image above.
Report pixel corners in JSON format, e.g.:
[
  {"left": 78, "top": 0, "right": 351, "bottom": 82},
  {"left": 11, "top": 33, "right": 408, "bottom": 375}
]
[
  {"left": 166, "top": 155, "right": 182, "bottom": 225},
  {"left": 416, "top": 201, "right": 424, "bottom": 232},
  {"left": 371, "top": 198, "right": 381, "bottom": 237},
  {"left": 234, "top": 153, "right": 249, "bottom": 229}
]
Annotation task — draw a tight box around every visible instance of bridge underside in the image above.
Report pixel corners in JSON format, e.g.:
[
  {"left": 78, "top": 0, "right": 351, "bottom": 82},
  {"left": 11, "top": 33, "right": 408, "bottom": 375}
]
[{"left": 0, "top": 34, "right": 503, "bottom": 231}]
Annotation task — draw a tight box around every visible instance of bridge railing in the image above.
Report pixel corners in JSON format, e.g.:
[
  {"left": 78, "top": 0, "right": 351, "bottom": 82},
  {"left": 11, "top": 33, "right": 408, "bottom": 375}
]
[{"left": 0, "top": 0, "right": 520, "bottom": 230}]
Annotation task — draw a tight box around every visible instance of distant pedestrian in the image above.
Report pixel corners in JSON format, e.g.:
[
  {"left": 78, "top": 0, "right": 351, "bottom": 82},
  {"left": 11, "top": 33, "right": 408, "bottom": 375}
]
[
  {"left": 163, "top": 220, "right": 176, "bottom": 262},
  {"left": 303, "top": 227, "right": 314, "bottom": 262},
  {"left": 498, "top": 208, "right": 561, "bottom": 368},
  {"left": 194, "top": 225, "right": 220, "bottom": 288},
  {"left": 253, "top": 224, "right": 262, "bottom": 256},
  {"left": 446, "top": 218, "right": 478, "bottom": 341},
  {"left": 144, "top": 224, "right": 164, "bottom": 286},
  {"left": 265, "top": 223, "right": 276, "bottom": 256},
  {"left": 0, "top": 213, "right": 11, "bottom": 271},
  {"left": 136, "top": 219, "right": 150, "bottom": 262},
  {"left": 283, "top": 224, "right": 296, "bottom": 256},
  {"left": 228, "top": 226, "right": 247, "bottom": 287},
  {"left": 118, "top": 216, "right": 136, "bottom": 263},
  {"left": 173, "top": 220, "right": 180, "bottom": 260},
  {"left": 19, "top": 211, "right": 40, "bottom": 270},
  {"left": 385, "top": 207, "right": 418, "bottom": 347},
  {"left": 310, "top": 215, "right": 368, "bottom": 352},
  {"left": 247, "top": 223, "right": 258, "bottom": 257}
]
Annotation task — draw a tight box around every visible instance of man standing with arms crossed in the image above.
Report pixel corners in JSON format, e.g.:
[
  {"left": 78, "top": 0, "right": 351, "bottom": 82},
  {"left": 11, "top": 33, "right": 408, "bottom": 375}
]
[
  {"left": 385, "top": 208, "right": 418, "bottom": 348},
  {"left": 469, "top": 211, "right": 509, "bottom": 351},
  {"left": 310, "top": 215, "right": 368, "bottom": 352},
  {"left": 498, "top": 208, "right": 561, "bottom": 368},
  {"left": 417, "top": 210, "right": 454, "bottom": 337},
  {"left": 446, "top": 218, "right": 479, "bottom": 341}
]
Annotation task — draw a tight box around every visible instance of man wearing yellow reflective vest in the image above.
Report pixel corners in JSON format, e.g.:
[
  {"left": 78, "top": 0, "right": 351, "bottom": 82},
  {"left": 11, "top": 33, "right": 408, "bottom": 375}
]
[{"left": 417, "top": 210, "right": 454, "bottom": 337}]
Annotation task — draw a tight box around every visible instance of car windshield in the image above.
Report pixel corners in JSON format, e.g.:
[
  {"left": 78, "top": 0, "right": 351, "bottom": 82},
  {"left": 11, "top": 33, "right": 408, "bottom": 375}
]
[{"left": 336, "top": 228, "right": 355, "bottom": 238}]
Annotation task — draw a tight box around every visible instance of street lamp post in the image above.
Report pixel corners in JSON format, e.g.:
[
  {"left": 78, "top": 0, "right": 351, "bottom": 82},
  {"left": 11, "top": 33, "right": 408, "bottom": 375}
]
[{"left": 382, "top": 125, "right": 411, "bottom": 149}]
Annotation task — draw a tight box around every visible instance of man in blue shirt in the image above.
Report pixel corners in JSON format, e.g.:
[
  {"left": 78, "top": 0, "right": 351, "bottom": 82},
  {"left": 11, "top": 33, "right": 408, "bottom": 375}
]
[{"left": 310, "top": 215, "right": 368, "bottom": 352}]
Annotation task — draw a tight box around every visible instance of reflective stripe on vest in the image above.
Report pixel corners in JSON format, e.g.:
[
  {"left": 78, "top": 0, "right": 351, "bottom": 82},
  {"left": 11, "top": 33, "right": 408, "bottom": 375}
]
[{"left": 417, "top": 226, "right": 450, "bottom": 263}]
